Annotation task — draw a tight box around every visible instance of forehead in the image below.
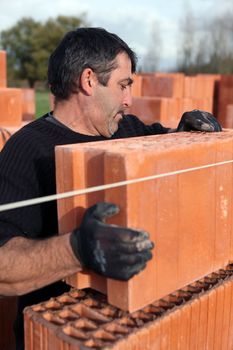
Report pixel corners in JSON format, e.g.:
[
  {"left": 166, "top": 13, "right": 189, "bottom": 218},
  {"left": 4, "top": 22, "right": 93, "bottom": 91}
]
[{"left": 110, "top": 52, "right": 132, "bottom": 81}]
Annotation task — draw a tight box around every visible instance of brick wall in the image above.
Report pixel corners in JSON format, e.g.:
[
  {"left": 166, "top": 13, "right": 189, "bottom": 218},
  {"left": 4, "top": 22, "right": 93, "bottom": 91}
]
[
  {"left": 130, "top": 73, "right": 221, "bottom": 128},
  {"left": 0, "top": 51, "right": 34, "bottom": 150}
]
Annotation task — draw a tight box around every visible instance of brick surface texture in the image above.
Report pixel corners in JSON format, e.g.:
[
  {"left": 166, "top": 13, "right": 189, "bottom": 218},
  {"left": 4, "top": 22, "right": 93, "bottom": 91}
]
[
  {"left": 24, "top": 265, "right": 233, "bottom": 350},
  {"left": 55, "top": 130, "right": 233, "bottom": 312}
]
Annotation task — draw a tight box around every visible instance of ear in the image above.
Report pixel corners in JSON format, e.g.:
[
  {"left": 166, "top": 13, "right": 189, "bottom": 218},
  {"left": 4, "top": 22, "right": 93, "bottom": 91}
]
[{"left": 80, "top": 68, "right": 97, "bottom": 95}]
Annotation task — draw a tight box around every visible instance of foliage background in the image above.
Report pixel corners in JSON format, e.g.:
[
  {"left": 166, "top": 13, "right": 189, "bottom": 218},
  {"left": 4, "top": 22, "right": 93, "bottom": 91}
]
[{"left": 0, "top": 15, "right": 88, "bottom": 87}]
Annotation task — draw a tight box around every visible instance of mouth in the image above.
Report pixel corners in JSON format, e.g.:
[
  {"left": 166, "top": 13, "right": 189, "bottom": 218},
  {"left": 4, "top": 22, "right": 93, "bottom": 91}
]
[{"left": 114, "top": 112, "right": 124, "bottom": 122}]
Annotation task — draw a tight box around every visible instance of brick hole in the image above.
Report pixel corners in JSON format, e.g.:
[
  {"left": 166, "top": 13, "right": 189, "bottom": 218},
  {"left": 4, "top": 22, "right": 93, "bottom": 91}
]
[
  {"left": 69, "top": 289, "right": 86, "bottom": 299},
  {"left": 156, "top": 299, "right": 176, "bottom": 310},
  {"left": 82, "top": 298, "right": 99, "bottom": 308},
  {"left": 105, "top": 323, "right": 129, "bottom": 335},
  {"left": 71, "top": 304, "right": 109, "bottom": 324},
  {"left": 166, "top": 294, "right": 184, "bottom": 306},
  {"left": 99, "top": 306, "right": 118, "bottom": 318},
  {"left": 44, "top": 300, "right": 61, "bottom": 310},
  {"left": 118, "top": 317, "right": 136, "bottom": 328},
  {"left": 203, "top": 276, "right": 218, "bottom": 286},
  {"left": 57, "top": 295, "right": 77, "bottom": 305},
  {"left": 195, "top": 281, "right": 210, "bottom": 291},
  {"left": 130, "top": 311, "right": 154, "bottom": 326},
  {"left": 142, "top": 305, "right": 165, "bottom": 317},
  {"left": 84, "top": 339, "right": 103, "bottom": 349},
  {"left": 92, "top": 329, "right": 116, "bottom": 342},
  {"left": 226, "top": 263, "right": 233, "bottom": 271},
  {"left": 74, "top": 319, "right": 97, "bottom": 331},
  {"left": 58, "top": 310, "right": 79, "bottom": 322},
  {"left": 42, "top": 312, "right": 65, "bottom": 325},
  {"left": 177, "top": 290, "right": 193, "bottom": 301},
  {"left": 211, "top": 272, "right": 220, "bottom": 279},
  {"left": 218, "top": 269, "right": 230, "bottom": 278},
  {"left": 62, "top": 325, "right": 88, "bottom": 340},
  {"left": 186, "top": 285, "right": 202, "bottom": 294},
  {"left": 32, "top": 305, "right": 45, "bottom": 312}
]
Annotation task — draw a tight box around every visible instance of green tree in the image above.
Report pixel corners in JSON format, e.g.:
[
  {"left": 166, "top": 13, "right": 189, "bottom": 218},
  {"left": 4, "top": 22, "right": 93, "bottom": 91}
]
[{"left": 0, "top": 15, "right": 88, "bottom": 87}]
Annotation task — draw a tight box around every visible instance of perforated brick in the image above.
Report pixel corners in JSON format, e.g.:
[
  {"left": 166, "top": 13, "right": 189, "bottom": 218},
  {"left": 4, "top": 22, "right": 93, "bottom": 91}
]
[
  {"left": 56, "top": 130, "right": 233, "bottom": 312},
  {"left": 24, "top": 265, "right": 233, "bottom": 350}
]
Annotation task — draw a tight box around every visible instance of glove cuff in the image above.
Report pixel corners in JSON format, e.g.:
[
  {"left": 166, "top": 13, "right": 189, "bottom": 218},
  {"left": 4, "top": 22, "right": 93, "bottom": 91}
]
[{"left": 70, "top": 229, "right": 86, "bottom": 267}]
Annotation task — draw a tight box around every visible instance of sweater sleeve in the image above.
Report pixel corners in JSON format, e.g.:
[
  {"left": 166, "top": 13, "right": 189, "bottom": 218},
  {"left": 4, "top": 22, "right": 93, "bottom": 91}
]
[{"left": 0, "top": 127, "right": 56, "bottom": 246}]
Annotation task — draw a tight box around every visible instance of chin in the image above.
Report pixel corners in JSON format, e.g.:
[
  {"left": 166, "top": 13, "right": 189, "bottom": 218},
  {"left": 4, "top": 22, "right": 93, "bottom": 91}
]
[{"left": 108, "top": 121, "right": 118, "bottom": 137}]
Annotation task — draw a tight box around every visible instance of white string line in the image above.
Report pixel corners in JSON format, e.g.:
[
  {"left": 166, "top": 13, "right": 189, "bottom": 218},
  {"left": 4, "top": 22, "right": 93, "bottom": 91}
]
[{"left": 0, "top": 158, "right": 233, "bottom": 212}]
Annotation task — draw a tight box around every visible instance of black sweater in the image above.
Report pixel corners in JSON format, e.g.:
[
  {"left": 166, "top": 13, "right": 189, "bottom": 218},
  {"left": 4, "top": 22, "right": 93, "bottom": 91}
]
[{"left": 0, "top": 113, "right": 168, "bottom": 349}]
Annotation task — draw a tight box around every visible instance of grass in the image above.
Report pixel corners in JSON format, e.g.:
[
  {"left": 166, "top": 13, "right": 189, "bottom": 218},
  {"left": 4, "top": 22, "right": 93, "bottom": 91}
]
[{"left": 35, "top": 90, "right": 51, "bottom": 118}]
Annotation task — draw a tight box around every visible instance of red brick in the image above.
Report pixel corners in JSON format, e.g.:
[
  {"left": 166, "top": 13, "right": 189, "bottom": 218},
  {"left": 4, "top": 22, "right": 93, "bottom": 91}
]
[
  {"left": 141, "top": 75, "right": 174, "bottom": 97},
  {"left": 131, "top": 74, "right": 143, "bottom": 97},
  {"left": 189, "top": 298, "right": 200, "bottom": 350},
  {"left": 0, "top": 88, "right": 22, "bottom": 126},
  {"left": 214, "top": 136, "right": 233, "bottom": 269},
  {"left": 21, "top": 88, "right": 35, "bottom": 121},
  {"left": 227, "top": 273, "right": 233, "bottom": 348},
  {"left": 148, "top": 319, "right": 161, "bottom": 349},
  {"left": 178, "top": 98, "right": 195, "bottom": 120},
  {"left": 213, "top": 284, "right": 225, "bottom": 349},
  {"left": 160, "top": 314, "right": 171, "bottom": 349},
  {"left": 24, "top": 266, "right": 233, "bottom": 350},
  {"left": 222, "top": 281, "right": 232, "bottom": 349},
  {"left": 197, "top": 293, "right": 208, "bottom": 349},
  {"left": 56, "top": 131, "right": 233, "bottom": 312},
  {"left": 0, "top": 51, "right": 7, "bottom": 88},
  {"left": 225, "top": 104, "right": 233, "bottom": 128},
  {"left": 170, "top": 309, "right": 181, "bottom": 350},
  {"left": 206, "top": 288, "right": 217, "bottom": 349},
  {"left": 0, "top": 123, "right": 28, "bottom": 150},
  {"left": 217, "top": 75, "right": 233, "bottom": 127},
  {"left": 130, "top": 96, "right": 168, "bottom": 125},
  {"left": 155, "top": 72, "right": 185, "bottom": 98},
  {"left": 177, "top": 137, "right": 216, "bottom": 285}
]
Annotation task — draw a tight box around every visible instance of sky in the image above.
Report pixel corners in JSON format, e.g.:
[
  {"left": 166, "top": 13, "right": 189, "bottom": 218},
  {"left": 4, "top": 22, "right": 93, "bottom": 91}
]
[{"left": 0, "top": 0, "right": 231, "bottom": 70}]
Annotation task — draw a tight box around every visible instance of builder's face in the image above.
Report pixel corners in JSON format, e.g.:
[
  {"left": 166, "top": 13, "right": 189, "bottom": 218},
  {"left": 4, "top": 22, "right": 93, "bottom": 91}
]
[{"left": 93, "top": 52, "right": 133, "bottom": 138}]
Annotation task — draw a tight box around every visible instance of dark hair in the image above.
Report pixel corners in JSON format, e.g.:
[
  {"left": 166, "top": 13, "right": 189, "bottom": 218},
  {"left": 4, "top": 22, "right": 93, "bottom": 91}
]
[{"left": 48, "top": 27, "right": 137, "bottom": 100}]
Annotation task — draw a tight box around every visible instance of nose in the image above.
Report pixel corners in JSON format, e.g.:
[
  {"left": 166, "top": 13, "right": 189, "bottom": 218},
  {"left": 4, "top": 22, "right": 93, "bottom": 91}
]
[{"left": 123, "top": 87, "right": 132, "bottom": 108}]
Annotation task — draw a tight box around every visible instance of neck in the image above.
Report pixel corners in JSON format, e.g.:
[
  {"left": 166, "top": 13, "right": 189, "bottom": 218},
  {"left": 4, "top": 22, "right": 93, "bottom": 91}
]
[{"left": 53, "top": 97, "right": 98, "bottom": 136}]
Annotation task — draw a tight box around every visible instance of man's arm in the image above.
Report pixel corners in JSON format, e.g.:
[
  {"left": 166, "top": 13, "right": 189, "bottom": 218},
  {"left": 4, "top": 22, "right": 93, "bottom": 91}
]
[
  {"left": 0, "top": 202, "right": 154, "bottom": 296},
  {"left": 0, "top": 233, "right": 80, "bottom": 296}
]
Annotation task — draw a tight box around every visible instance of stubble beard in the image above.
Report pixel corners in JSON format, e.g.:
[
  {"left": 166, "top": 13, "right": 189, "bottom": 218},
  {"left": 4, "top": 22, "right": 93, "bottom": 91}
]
[{"left": 108, "top": 112, "right": 124, "bottom": 137}]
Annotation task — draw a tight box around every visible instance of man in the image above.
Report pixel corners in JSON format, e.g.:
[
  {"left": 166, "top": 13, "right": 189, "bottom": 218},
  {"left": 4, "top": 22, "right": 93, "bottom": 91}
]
[{"left": 0, "top": 27, "right": 221, "bottom": 349}]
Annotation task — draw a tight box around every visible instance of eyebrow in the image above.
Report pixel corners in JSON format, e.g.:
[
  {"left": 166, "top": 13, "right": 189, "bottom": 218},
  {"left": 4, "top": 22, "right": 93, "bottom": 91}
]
[{"left": 118, "top": 78, "right": 134, "bottom": 85}]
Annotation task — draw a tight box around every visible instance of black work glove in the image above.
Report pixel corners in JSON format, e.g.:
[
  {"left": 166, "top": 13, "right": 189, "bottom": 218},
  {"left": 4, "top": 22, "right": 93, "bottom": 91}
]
[
  {"left": 70, "top": 202, "right": 154, "bottom": 281},
  {"left": 176, "top": 109, "right": 222, "bottom": 132}
]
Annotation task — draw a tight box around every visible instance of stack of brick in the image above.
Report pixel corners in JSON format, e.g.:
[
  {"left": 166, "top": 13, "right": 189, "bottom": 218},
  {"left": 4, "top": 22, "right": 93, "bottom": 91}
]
[
  {"left": 24, "top": 264, "right": 233, "bottom": 349},
  {"left": 0, "top": 50, "right": 25, "bottom": 349},
  {"left": 55, "top": 130, "right": 233, "bottom": 312},
  {"left": 130, "top": 73, "right": 220, "bottom": 128},
  {"left": 218, "top": 75, "right": 233, "bottom": 128},
  {"left": 0, "top": 51, "right": 34, "bottom": 150}
]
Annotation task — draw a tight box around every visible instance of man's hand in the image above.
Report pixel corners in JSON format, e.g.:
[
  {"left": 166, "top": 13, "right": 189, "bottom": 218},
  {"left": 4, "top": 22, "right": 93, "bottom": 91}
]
[
  {"left": 70, "top": 202, "right": 154, "bottom": 281},
  {"left": 176, "top": 110, "right": 222, "bottom": 132}
]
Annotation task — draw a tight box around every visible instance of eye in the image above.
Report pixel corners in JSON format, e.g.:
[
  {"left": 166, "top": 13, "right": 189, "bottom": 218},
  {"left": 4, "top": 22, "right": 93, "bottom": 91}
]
[{"left": 120, "top": 84, "right": 127, "bottom": 91}]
